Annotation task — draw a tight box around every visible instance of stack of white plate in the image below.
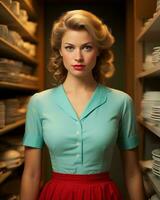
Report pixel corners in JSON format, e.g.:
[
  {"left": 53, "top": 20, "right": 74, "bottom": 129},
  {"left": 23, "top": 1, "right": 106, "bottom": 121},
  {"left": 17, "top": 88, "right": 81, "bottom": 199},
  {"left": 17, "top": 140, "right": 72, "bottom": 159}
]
[
  {"left": 151, "top": 106, "right": 160, "bottom": 122},
  {"left": 150, "top": 193, "right": 160, "bottom": 200},
  {"left": 141, "top": 92, "right": 160, "bottom": 128},
  {"left": 5, "top": 99, "right": 20, "bottom": 124},
  {"left": 152, "top": 148, "right": 160, "bottom": 178},
  {"left": 143, "top": 46, "right": 160, "bottom": 71},
  {"left": 0, "top": 58, "right": 38, "bottom": 86},
  {"left": 152, "top": 47, "right": 160, "bottom": 67}
]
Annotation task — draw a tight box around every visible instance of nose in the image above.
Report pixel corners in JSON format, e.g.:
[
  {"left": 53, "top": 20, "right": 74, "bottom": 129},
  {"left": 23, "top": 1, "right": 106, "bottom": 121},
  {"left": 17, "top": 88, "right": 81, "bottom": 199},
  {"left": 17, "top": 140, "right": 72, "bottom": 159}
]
[{"left": 74, "top": 49, "right": 83, "bottom": 62}]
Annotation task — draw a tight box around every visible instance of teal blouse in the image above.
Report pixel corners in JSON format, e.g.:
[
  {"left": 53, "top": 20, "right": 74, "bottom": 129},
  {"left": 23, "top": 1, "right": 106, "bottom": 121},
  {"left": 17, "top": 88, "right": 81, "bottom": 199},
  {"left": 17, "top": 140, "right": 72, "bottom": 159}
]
[{"left": 23, "top": 84, "right": 139, "bottom": 174}]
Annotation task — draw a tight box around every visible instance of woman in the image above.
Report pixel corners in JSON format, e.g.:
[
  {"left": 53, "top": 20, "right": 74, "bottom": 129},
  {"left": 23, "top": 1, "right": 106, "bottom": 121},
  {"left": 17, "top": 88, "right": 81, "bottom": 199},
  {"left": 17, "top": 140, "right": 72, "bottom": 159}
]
[{"left": 20, "top": 10, "right": 145, "bottom": 200}]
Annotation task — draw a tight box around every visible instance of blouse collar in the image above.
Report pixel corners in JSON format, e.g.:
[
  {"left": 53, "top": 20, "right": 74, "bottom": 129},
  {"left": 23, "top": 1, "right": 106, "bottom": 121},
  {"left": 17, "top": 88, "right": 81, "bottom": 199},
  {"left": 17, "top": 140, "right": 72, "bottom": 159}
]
[{"left": 52, "top": 84, "right": 108, "bottom": 121}]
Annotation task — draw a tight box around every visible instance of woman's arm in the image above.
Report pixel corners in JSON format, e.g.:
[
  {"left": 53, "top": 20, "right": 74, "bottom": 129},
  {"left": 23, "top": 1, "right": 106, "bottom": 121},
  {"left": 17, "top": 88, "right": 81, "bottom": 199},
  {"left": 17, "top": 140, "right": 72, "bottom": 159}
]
[
  {"left": 20, "top": 147, "right": 42, "bottom": 200},
  {"left": 120, "top": 148, "right": 145, "bottom": 200}
]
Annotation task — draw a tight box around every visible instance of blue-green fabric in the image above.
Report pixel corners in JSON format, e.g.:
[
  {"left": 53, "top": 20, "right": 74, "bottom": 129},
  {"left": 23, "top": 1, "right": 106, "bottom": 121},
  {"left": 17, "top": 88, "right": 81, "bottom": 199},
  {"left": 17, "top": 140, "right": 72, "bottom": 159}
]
[{"left": 23, "top": 84, "right": 139, "bottom": 174}]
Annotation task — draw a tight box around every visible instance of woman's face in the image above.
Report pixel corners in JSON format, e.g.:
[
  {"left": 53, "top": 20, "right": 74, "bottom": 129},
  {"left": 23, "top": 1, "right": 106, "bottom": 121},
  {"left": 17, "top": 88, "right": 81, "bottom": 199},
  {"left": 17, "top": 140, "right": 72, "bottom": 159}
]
[{"left": 60, "top": 29, "right": 99, "bottom": 78}]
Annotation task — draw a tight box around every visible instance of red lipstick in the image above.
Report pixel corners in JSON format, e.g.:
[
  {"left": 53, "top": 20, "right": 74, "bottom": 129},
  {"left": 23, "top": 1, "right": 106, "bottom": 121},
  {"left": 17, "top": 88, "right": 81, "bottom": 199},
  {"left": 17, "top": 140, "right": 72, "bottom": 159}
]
[{"left": 72, "top": 65, "right": 85, "bottom": 71}]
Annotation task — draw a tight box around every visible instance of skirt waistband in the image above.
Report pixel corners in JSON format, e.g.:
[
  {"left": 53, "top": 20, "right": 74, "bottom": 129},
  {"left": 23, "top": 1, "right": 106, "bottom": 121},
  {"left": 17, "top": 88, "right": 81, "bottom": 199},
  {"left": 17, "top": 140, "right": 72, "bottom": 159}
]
[{"left": 52, "top": 171, "right": 110, "bottom": 183}]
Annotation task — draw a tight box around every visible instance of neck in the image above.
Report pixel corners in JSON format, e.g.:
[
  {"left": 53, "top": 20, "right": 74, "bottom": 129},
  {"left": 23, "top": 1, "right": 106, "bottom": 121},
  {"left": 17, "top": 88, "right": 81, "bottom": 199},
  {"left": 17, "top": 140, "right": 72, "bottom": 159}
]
[{"left": 63, "top": 75, "right": 98, "bottom": 92}]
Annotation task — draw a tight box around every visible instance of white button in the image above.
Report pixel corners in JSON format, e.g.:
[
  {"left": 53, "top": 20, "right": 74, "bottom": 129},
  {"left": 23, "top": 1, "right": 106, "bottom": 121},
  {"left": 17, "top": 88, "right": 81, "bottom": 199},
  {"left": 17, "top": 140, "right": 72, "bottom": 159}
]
[
  {"left": 76, "top": 131, "right": 79, "bottom": 135},
  {"left": 76, "top": 142, "right": 80, "bottom": 146}
]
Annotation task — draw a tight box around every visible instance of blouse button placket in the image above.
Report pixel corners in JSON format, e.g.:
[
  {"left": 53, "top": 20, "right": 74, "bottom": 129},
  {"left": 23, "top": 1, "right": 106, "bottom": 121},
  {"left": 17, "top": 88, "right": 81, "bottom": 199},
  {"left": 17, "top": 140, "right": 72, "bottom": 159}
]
[{"left": 75, "top": 120, "right": 82, "bottom": 163}]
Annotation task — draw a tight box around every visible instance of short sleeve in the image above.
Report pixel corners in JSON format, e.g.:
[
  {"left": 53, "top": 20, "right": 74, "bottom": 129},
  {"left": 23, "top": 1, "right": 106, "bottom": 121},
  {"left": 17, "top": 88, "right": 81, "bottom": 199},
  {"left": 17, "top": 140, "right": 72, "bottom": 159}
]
[
  {"left": 23, "top": 94, "right": 44, "bottom": 148},
  {"left": 117, "top": 95, "right": 139, "bottom": 150}
]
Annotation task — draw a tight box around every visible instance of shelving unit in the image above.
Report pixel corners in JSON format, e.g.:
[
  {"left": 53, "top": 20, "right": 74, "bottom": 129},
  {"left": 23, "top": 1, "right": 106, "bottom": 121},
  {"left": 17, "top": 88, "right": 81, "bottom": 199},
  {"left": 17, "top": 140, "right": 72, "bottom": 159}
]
[
  {"left": 138, "top": 116, "right": 160, "bottom": 138},
  {"left": 0, "top": 81, "right": 39, "bottom": 90},
  {"left": 0, "top": 1, "right": 37, "bottom": 43},
  {"left": 0, "top": 171, "right": 12, "bottom": 184},
  {"left": 0, "top": 119, "right": 25, "bottom": 136},
  {"left": 0, "top": 0, "right": 44, "bottom": 197},
  {"left": 136, "top": 66, "right": 160, "bottom": 78},
  {"left": 147, "top": 171, "right": 160, "bottom": 197},
  {"left": 137, "top": 10, "right": 160, "bottom": 42},
  {"left": 0, "top": 37, "right": 37, "bottom": 65},
  {"left": 133, "top": 0, "right": 160, "bottom": 198},
  {"left": 16, "top": 0, "right": 37, "bottom": 20},
  {"left": 0, "top": 160, "right": 24, "bottom": 184}
]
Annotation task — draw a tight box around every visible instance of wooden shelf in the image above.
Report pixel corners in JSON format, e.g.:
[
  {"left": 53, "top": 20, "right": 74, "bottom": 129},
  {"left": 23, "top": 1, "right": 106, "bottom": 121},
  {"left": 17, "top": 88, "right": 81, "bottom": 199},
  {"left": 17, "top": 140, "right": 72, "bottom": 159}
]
[
  {"left": 0, "top": 0, "right": 42, "bottom": 191},
  {"left": 0, "top": 81, "right": 39, "bottom": 90},
  {"left": 0, "top": 171, "right": 12, "bottom": 184},
  {"left": 16, "top": 0, "right": 37, "bottom": 20},
  {"left": 138, "top": 116, "right": 160, "bottom": 138},
  {"left": 0, "top": 119, "right": 25, "bottom": 136},
  {"left": 137, "top": 66, "right": 160, "bottom": 78},
  {"left": 137, "top": 10, "right": 160, "bottom": 42},
  {"left": 139, "top": 160, "right": 153, "bottom": 172},
  {"left": 0, "top": 160, "right": 24, "bottom": 184},
  {"left": 147, "top": 170, "right": 160, "bottom": 198},
  {"left": 0, "top": 37, "right": 37, "bottom": 65},
  {"left": 0, "top": 1, "right": 37, "bottom": 43},
  {"left": 136, "top": 0, "right": 156, "bottom": 19}
]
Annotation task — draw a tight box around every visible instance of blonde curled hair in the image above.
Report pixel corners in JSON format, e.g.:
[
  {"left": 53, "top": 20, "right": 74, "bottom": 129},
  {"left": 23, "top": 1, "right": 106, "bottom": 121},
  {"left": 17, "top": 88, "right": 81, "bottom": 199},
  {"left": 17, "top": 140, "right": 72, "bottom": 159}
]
[{"left": 48, "top": 9, "right": 115, "bottom": 86}]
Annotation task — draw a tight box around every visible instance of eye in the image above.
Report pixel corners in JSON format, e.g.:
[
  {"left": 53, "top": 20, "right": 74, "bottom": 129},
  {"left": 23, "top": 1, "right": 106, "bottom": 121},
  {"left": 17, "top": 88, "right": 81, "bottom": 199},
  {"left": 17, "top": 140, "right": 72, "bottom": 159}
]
[
  {"left": 65, "top": 46, "right": 74, "bottom": 51},
  {"left": 83, "top": 45, "right": 93, "bottom": 51}
]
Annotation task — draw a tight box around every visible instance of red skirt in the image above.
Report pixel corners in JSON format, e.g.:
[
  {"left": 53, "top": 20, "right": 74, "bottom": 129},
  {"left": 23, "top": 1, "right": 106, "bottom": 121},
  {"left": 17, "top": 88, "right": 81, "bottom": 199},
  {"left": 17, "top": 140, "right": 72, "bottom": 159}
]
[{"left": 39, "top": 171, "right": 123, "bottom": 200}]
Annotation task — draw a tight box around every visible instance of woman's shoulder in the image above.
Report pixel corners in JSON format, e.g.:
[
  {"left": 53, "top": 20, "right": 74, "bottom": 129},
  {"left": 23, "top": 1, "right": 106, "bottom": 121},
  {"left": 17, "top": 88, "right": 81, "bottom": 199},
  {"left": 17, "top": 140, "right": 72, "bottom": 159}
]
[
  {"left": 103, "top": 85, "right": 132, "bottom": 100},
  {"left": 29, "top": 86, "right": 60, "bottom": 103},
  {"left": 102, "top": 86, "right": 134, "bottom": 111}
]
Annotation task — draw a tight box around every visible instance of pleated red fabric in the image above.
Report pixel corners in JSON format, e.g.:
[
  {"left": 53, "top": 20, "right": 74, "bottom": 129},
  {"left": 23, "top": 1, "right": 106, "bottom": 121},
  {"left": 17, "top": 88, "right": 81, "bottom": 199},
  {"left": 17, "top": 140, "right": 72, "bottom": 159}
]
[{"left": 39, "top": 171, "right": 123, "bottom": 200}]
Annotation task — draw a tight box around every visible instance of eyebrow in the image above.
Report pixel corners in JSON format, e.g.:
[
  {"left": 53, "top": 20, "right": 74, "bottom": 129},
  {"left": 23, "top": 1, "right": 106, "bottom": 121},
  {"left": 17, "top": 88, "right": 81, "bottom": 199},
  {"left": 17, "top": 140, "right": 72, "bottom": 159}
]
[{"left": 64, "top": 42, "right": 93, "bottom": 46}]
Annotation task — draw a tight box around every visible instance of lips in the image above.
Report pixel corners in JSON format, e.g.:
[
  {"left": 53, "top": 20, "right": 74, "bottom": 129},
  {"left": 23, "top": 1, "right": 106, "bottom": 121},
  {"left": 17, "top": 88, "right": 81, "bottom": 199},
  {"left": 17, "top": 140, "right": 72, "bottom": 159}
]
[{"left": 72, "top": 65, "right": 85, "bottom": 71}]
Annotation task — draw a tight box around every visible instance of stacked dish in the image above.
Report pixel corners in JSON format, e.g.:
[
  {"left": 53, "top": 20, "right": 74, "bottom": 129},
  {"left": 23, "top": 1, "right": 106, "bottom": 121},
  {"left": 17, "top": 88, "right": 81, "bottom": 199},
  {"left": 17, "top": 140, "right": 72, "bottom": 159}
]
[
  {"left": 143, "top": 46, "right": 160, "bottom": 70},
  {"left": 152, "top": 148, "right": 160, "bottom": 178},
  {"left": 141, "top": 91, "right": 160, "bottom": 132},
  {"left": 150, "top": 193, "right": 160, "bottom": 200},
  {"left": 0, "top": 58, "right": 38, "bottom": 86},
  {"left": 151, "top": 105, "right": 160, "bottom": 122},
  {"left": 0, "top": 141, "right": 23, "bottom": 170},
  {"left": 152, "top": 47, "right": 160, "bottom": 67},
  {"left": 0, "top": 134, "right": 25, "bottom": 159},
  {"left": 5, "top": 99, "right": 21, "bottom": 124},
  {"left": 0, "top": 149, "right": 22, "bottom": 170}
]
